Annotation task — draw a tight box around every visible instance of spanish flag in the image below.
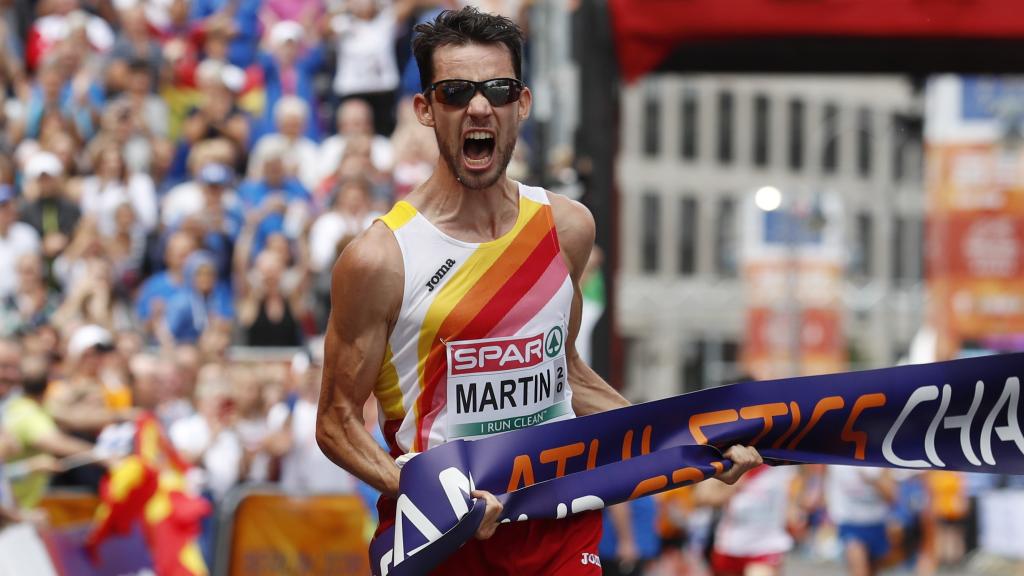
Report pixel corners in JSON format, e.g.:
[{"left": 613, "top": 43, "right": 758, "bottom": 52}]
[{"left": 86, "top": 414, "right": 210, "bottom": 576}]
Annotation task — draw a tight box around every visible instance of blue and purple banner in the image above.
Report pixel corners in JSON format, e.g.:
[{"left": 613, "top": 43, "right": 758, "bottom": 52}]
[{"left": 371, "top": 352, "right": 1024, "bottom": 576}]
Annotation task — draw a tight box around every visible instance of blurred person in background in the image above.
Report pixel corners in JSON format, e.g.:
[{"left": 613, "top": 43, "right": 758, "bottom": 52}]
[
  {"left": 314, "top": 132, "right": 392, "bottom": 209},
  {"left": 236, "top": 138, "right": 311, "bottom": 211},
  {"left": 104, "top": 5, "right": 162, "bottom": 94},
  {"left": 0, "top": 185, "right": 40, "bottom": 299},
  {"left": 248, "top": 96, "right": 320, "bottom": 190},
  {"left": 4, "top": 352, "right": 98, "bottom": 508},
  {"left": 238, "top": 249, "right": 306, "bottom": 348},
  {"left": 255, "top": 19, "right": 325, "bottom": 142},
  {"left": 826, "top": 466, "right": 898, "bottom": 576},
  {"left": 19, "top": 151, "right": 80, "bottom": 261},
  {"left": 318, "top": 98, "right": 394, "bottom": 185},
  {"left": 268, "top": 351, "right": 357, "bottom": 495},
  {"left": 175, "top": 59, "right": 249, "bottom": 175},
  {"left": 600, "top": 499, "right": 660, "bottom": 576},
  {"left": 79, "top": 142, "right": 158, "bottom": 236},
  {"left": 162, "top": 249, "right": 233, "bottom": 345},
  {"left": 105, "top": 200, "right": 148, "bottom": 293},
  {"left": 169, "top": 363, "right": 243, "bottom": 567},
  {"left": 45, "top": 325, "right": 135, "bottom": 461},
  {"left": 232, "top": 364, "right": 281, "bottom": 484},
  {"left": 389, "top": 115, "right": 436, "bottom": 199},
  {"left": 0, "top": 339, "right": 21, "bottom": 414},
  {"left": 695, "top": 464, "right": 800, "bottom": 576},
  {"left": 189, "top": 0, "right": 261, "bottom": 68},
  {"left": 135, "top": 229, "right": 195, "bottom": 338},
  {"left": 328, "top": 0, "right": 419, "bottom": 137},
  {"left": 309, "top": 175, "right": 378, "bottom": 274},
  {"left": 50, "top": 218, "right": 133, "bottom": 329},
  {"left": 161, "top": 138, "right": 239, "bottom": 228},
  {"left": 26, "top": 0, "right": 114, "bottom": 72},
  {"left": 0, "top": 253, "right": 59, "bottom": 337}
]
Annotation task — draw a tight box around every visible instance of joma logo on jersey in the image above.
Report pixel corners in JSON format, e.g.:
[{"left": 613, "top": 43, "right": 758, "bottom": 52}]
[
  {"left": 450, "top": 334, "right": 544, "bottom": 375},
  {"left": 426, "top": 259, "right": 456, "bottom": 292}
]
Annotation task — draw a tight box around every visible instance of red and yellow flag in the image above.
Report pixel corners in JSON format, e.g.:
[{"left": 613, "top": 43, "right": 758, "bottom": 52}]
[{"left": 86, "top": 414, "right": 210, "bottom": 576}]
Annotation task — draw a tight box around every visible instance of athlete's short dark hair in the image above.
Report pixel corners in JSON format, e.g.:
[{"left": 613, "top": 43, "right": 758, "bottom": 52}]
[{"left": 412, "top": 6, "right": 524, "bottom": 93}]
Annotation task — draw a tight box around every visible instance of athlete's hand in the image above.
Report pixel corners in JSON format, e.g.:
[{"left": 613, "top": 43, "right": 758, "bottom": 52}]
[
  {"left": 715, "top": 445, "right": 763, "bottom": 485},
  {"left": 471, "top": 490, "right": 504, "bottom": 540}
]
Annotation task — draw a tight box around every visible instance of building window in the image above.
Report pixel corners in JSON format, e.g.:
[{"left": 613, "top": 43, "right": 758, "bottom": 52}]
[
  {"left": 892, "top": 113, "right": 922, "bottom": 184},
  {"left": 643, "top": 93, "right": 660, "bottom": 157},
  {"left": 788, "top": 99, "right": 805, "bottom": 171},
  {"left": 641, "top": 193, "right": 661, "bottom": 273},
  {"left": 822, "top": 103, "right": 839, "bottom": 174},
  {"left": 857, "top": 108, "right": 873, "bottom": 178},
  {"left": 852, "top": 212, "right": 874, "bottom": 278},
  {"left": 678, "top": 196, "right": 698, "bottom": 275},
  {"left": 752, "top": 94, "right": 770, "bottom": 167},
  {"left": 714, "top": 197, "right": 738, "bottom": 278},
  {"left": 716, "top": 91, "right": 734, "bottom": 164},
  {"left": 892, "top": 216, "right": 924, "bottom": 284},
  {"left": 681, "top": 89, "right": 699, "bottom": 160}
]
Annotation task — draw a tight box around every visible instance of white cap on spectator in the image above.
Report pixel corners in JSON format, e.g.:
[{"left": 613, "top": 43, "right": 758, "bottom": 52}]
[
  {"left": 269, "top": 21, "right": 303, "bottom": 48},
  {"left": 196, "top": 59, "right": 246, "bottom": 93},
  {"left": 67, "top": 325, "right": 115, "bottom": 361},
  {"left": 25, "top": 152, "right": 64, "bottom": 181}
]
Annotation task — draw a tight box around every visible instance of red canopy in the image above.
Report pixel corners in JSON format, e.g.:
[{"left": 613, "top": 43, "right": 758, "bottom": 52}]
[{"left": 610, "top": 0, "right": 1024, "bottom": 82}]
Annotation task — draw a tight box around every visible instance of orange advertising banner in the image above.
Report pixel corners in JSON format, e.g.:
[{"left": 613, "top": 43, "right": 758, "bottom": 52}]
[{"left": 228, "top": 493, "right": 370, "bottom": 576}]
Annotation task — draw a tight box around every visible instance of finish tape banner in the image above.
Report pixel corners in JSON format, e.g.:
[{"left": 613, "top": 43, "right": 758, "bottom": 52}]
[{"left": 370, "top": 352, "right": 1024, "bottom": 576}]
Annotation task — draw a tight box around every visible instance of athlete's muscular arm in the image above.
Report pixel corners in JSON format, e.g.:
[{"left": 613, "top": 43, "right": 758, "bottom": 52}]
[
  {"left": 548, "top": 193, "right": 629, "bottom": 416},
  {"left": 316, "top": 223, "right": 404, "bottom": 497},
  {"left": 549, "top": 193, "right": 762, "bottom": 485}
]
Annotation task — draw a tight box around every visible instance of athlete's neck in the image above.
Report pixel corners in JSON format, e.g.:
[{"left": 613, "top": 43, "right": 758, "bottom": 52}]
[{"left": 409, "top": 163, "right": 519, "bottom": 243}]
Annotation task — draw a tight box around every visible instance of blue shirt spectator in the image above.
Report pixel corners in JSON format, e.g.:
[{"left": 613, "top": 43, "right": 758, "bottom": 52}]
[{"left": 164, "top": 251, "right": 234, "bottom": 343}]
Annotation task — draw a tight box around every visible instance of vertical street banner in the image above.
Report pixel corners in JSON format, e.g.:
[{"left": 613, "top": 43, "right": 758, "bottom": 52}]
[
  {"left": 925, "top": 76, "right": 1024, "bottom": 357},
  {"left": 741, "top": 191, "right": 846, "bottom": 379}
]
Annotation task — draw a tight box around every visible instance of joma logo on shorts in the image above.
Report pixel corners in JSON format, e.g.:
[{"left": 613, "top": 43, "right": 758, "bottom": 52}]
[{"left": 426, "top": 259, "right": 456, "bottom": 292}]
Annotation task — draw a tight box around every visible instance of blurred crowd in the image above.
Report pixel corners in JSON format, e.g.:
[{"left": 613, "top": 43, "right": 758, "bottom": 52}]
[
  {"left": 600, "top": 464, "right": 1021, "bottom": 576},
  {"left": 0, "top": 0, "right": 535, "bottom": 565}
]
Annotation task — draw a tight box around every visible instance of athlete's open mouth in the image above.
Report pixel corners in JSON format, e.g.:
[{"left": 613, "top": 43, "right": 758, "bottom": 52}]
[{"left": 462, "top": 130, "right": 495, "bottom": 170}]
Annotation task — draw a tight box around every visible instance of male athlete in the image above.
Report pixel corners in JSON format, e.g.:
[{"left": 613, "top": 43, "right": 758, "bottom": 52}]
[{"left": 316, "top": 7, "right": 762, "bottom": 574}]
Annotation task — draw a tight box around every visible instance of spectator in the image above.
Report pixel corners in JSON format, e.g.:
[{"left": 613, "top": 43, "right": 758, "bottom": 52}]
[
  {"left": 248, "top": 96, "right": 319, "bottom": 190},
  {"left": 237, "top": 137, "right": 310, "bottom": 210},
  {"left": 238, "top": 249, "right": 306, "bottom": 348},
  {"left": 266, "top": 353, "right": 356, "bottom": 495},
  {"left": 169, "top": 363, "right": 243, "bottom": 564},
  {"left": 0, "top": 185, "right": 40, "bottom": 298},
  {"left": 0, "top": 339, "right": 20, "bottom": 412},
  {"left": 232, "top": 364, "right": 279, "bottom": 484},
  {"left": 135, "top": 230, "right": 196, "bottom": 333},
  {"left": 26, "top": 0, "right": 115, "bottom": 72},
  {"left": 317, "top": 98, "right": 394, "bottom": 184},
  {"left": 189, "top": 0, "right": 261, "bottom": 68},
  {"left": 0, "top": 253, "right": 59, "bottom": 337},
  {"left": 80, "top": 143, "right": 158, "bottom": 236},
  {"left": 309, "top": 176, "right": 378, "bottom": 273},
  {"left": 175, "top": 59, "right": 249, "bottom": 177},
  {"left": 19, "top": 151, "right": 80, "bottom": 260},
  {"left": 161, "top": 140, "right": 240, "bottom": 228},
  {"left": 4, "top": 353, "right": 96, "bottom": 508},
  {"left": 163, "top": 250, "right": 233, "bottom": 344},
  {"left": 328, "top": 0, "right": 419, "bottom": 136},
  {"left": 104, "top": 6, "right": 163, "bottom": 94},
  {"left": 255, "top": 20, "right": 325, "bottom": 141},
  {"left": 106, "top": 201, "right": 147, "bottom": 292}
]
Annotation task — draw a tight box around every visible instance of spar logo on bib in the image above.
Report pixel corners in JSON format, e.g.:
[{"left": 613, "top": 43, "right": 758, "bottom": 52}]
[
  {"left": 450, "top": 334, "right": 545, "bottom": 376},
  {"left": 545, "top": 326, "right": 563, "bottom": 358}
]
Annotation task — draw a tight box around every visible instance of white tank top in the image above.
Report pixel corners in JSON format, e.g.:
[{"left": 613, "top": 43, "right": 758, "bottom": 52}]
[{"left": 373, "top": 183, "right": 575, "bottom": 455}]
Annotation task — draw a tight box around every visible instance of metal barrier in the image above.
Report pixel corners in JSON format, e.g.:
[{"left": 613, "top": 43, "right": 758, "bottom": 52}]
[{"left": 214, "top": 485, "right": 371, "bottom": 576}]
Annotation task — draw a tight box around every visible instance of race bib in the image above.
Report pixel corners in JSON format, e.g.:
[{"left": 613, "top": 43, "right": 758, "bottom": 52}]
[{"left": 446, "top": 326, "right": 571, "bottom": 440}]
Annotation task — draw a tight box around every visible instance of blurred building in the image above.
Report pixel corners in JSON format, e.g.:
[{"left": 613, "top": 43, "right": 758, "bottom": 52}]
[{"left": 616, "top": 75, "right": 928, "bottom": 399}]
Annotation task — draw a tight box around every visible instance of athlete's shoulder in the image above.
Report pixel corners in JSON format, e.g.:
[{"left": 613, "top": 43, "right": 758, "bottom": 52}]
[
  {"left": 331, "top": 221, "right": 404, "bottom": 303},
  {"left": 545, "top": 190, "right": 595, "bottom": 277}
]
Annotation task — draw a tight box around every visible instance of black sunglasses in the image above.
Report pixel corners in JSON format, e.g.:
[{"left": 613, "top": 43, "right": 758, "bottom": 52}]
[{"left": 426, "top": 78, "right": 524, "bottom": 108}]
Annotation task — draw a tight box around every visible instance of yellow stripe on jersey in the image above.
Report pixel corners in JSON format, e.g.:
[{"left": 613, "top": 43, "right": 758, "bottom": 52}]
[
  {"left": 375, "top": 344, "right": 405, "bottom": 421},
  {"left": 379, "top": 201, "right": 418, "bottom": 231}
]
